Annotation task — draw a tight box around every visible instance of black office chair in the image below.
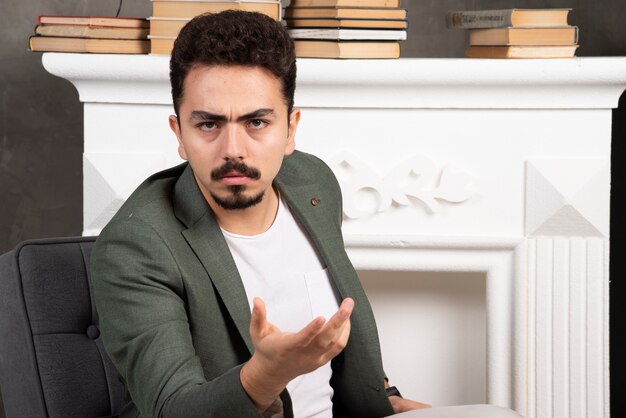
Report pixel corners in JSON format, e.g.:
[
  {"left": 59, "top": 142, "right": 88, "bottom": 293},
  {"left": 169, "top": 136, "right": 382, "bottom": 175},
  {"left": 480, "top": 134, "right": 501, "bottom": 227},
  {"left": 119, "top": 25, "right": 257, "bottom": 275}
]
[{"left": 0, "top": 237, "right": 127, "bottom": 418}]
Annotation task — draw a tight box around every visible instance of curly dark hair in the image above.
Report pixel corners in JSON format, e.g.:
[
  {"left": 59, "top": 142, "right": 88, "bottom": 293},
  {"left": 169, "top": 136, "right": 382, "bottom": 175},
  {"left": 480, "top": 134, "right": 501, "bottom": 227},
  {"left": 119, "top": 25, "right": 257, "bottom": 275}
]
[{"left": 170, "top": 10, "right": 296, "bottom": 117}]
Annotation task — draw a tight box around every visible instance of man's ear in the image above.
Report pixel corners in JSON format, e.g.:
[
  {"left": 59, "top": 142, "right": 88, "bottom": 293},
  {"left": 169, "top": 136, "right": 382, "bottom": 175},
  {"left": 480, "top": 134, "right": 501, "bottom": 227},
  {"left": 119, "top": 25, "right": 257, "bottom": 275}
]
[
  {"left": 169, "top": 115, "right": 188, "bottom": 161},
  {"left": 285, "top": 108, "right": 301, "bottom": 156}
]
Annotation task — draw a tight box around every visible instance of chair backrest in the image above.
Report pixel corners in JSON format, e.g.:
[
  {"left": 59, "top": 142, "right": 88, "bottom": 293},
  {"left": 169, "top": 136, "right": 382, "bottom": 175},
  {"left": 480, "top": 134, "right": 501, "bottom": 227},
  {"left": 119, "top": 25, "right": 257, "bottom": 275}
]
[{"left": 0, "top": 237, "right": 127, "bottom": 418}]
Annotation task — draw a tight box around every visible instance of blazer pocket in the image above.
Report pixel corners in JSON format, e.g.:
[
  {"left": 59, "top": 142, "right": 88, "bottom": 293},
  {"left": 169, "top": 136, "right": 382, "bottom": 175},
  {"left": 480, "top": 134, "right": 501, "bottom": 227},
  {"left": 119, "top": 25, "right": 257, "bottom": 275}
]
[{"left": 304, "top": 268, "right": 341, "bottom": 320}]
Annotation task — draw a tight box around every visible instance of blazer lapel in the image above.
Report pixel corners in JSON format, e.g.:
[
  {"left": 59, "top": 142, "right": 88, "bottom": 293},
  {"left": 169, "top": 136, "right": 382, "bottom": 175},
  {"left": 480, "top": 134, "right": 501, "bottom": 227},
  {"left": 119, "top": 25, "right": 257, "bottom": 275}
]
[
  {"left": 174, "top": 165, "right": 254, "bottom": 355},
  {"left": 276, "top": 181, "right": 350, "bottom": 300}
]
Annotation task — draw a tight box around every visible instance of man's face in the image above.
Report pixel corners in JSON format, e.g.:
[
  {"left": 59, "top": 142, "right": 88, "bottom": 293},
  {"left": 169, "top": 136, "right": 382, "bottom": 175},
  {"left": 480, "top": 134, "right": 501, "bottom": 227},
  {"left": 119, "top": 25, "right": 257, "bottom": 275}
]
[{"left": 169, "top": 65, "right": 300, "bottom": 211}]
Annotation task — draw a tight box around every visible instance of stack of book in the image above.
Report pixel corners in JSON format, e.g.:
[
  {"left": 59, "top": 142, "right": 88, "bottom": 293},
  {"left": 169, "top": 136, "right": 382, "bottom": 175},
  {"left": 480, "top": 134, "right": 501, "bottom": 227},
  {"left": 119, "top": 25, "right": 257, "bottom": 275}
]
[
  {"left": 149, "top": 0, "right": 283, "bottom": 55},
  {"left": 284, "top": 0, "right": 408, "bottom": 59},
  {"left": 29, "top": 16, "right": 149, "bottom": 54},
  {"left": 446, "top": 9, "right": 578, "bottom": 58}
]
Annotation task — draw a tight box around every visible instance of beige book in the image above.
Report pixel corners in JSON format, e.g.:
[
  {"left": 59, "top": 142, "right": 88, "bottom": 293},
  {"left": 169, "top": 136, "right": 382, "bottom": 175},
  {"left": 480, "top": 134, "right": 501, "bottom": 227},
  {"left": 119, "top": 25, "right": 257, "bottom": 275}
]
[
  {"left": 149, "top": 37, "right": 176, "bottom": 55},
  {"left": 289, "top": 0, "right": 401, "bottom": 7},
  {"left": 152, "top": 1, "right": 280, "bottom": 19},
  {"left": 149, "top": 18, "right": 189, "bottom": 37},
  {"left": 29, "top": 36, "right": 150, "bottom": 54},
  {"left": 469, "top": 26, "right": 578, "bottom": 46},
  {"left": 284, "top": 7, "right": 407, "bottom": 20},
  {"left": 37, "top": 15, "right": 149, "bottom": 28},
  {"left": 294, "top": 40, "right": 400, "bottom": 59},
  {"left": 35, "top": 24, "right": 149, "bottom": 40},
  {"left": 465, "top": 45, "right": 578, "bottom": 58},
  {"left": 447, "top": 9, "right": 571, "bottom": 29},
  {"left": 288, "top": 28, "right": 406, "bottom": 41},
  {"left": 286, "top": 18, "right": 407, "bottom": 29}
]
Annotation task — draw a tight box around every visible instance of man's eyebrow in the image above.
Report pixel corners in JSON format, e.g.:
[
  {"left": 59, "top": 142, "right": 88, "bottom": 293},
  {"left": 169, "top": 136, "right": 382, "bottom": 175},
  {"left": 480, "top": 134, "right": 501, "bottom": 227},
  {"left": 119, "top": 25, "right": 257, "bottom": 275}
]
[
  {"left": 237, "top": 108, "right": 275, "bottom": 122},
  {"left": 189, "top": 111, "right": 226, "bottom": 122},
  {"left": 189, "top": 109, "right": 275, "bottom": 123}
]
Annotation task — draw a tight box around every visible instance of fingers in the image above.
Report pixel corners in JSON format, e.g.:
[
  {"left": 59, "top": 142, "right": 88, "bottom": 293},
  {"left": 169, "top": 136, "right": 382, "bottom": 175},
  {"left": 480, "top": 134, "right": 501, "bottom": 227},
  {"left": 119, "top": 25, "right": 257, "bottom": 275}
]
[
  {"left": 315, "top": 298, "right": 354, "bottom": 356},
  {"left": 293, "top": 297, "right": 354, "bottom": 348},
  {"left": 251, "top": 296, "right": 354, "bottom": 358},
  {"left": 294, "top": 316, "right": 326, "bottom": 347},
  {"left": 325, "top": 297, "right": 354, "bottom": 331},
  {"left": 336, "top": 316, "right": 351, "bottom": 347},
  {"left": 249, "top": 297, "right": 268, "bottom": 338},
  {"left": 317, "top": 318, "right": 351, "bottom": 364}
]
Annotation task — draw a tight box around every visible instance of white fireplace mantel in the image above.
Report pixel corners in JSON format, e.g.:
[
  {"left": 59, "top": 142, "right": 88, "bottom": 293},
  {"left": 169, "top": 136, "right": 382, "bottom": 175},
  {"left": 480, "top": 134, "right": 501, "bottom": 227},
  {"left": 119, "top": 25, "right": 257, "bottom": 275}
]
[
  {"left": 44, "top": 54, "right": 626, "bottom": 109},
  {"left": 43, "top": 53, "right": 626, "bottom": 418}
]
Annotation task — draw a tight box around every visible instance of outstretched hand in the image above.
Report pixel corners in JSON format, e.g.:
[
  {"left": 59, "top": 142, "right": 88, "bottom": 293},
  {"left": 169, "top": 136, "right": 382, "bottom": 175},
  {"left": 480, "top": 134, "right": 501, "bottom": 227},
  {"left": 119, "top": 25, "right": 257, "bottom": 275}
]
[{"left": 240, "top": 297, "right": 354, "bottom": 411}]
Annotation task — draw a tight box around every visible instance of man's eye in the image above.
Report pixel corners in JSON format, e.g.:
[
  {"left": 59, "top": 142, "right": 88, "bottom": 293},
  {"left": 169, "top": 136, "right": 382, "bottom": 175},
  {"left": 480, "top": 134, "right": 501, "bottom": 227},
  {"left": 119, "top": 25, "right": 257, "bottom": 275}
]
[
  {"left": 249, "top": 119, "right": 268, "bottom": 129},
  {"left": 199, "top": 121, "right": 217, "bottom": 131}
]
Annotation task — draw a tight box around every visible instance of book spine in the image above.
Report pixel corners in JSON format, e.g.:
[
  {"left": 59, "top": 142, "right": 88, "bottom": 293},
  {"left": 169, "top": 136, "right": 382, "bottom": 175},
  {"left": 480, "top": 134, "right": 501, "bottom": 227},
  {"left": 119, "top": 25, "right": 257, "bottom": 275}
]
[
  {"left": 290, "top": 0, "right": 400, "bottom": 7},
  {"left": 150, "top": 0, "right": 281, "bottom": 2},
  {"left": 446, "top": 10, "right": 514, "bottom": 29}
]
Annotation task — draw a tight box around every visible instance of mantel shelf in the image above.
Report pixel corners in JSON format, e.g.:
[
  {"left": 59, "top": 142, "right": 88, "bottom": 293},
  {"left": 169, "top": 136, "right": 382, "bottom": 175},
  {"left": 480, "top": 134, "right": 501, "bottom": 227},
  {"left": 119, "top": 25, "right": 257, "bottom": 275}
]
[{"left": 42, "top": 53, "right": 626, "bottom": 109}]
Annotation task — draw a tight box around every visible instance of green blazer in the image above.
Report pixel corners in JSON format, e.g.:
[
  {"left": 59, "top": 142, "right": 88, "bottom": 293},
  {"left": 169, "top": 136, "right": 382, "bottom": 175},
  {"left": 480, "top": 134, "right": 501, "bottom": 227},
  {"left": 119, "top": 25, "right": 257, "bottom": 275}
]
[{"left": 91, "top": 151, "right": 394, "bottom": 418}]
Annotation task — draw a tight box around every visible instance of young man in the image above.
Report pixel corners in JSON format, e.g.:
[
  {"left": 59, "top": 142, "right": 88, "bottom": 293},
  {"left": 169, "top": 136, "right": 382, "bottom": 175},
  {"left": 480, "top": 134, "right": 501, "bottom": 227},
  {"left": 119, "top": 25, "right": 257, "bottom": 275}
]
[{"left": 91, "top": 11, "right": 523, "bottom": 418}]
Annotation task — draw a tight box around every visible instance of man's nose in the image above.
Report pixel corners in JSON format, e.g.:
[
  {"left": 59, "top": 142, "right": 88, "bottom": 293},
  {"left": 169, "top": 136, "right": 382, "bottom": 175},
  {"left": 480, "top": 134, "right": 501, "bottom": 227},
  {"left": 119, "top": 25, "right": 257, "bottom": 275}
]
[{"left": 221, "top": 124, "right": 246, "bottom": 160}]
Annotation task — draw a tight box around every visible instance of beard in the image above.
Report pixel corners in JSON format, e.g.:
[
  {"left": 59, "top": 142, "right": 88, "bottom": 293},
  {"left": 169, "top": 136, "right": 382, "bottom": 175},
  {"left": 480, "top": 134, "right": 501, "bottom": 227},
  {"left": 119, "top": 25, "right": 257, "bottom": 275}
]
[
  {"left": 210, "top": 160, "right": 264, "bottom": 210},
  {"left": 210, "top": 187, "right": 265, "bottom": 210}
]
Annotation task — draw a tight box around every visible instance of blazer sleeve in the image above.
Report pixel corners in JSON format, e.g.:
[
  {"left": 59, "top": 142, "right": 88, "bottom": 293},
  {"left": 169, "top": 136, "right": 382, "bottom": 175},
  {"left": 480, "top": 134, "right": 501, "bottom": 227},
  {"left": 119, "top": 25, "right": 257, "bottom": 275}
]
[{"left": 91, "top": 218, "right": 262, "bottom": 418}]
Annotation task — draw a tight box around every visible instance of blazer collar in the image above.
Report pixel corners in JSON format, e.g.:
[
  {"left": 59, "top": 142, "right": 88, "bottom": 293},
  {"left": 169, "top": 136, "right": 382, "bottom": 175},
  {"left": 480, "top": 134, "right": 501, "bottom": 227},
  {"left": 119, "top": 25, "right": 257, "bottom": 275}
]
[{"left": 173, "top": 164, "right": 207, "bottom": 228}]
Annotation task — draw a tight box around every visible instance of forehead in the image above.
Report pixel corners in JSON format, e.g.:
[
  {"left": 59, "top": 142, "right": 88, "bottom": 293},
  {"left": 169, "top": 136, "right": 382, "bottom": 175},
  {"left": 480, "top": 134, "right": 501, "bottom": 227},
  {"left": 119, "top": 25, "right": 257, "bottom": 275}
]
[{"left": 180, "top": 64, "right": 284, "bottom": 110}]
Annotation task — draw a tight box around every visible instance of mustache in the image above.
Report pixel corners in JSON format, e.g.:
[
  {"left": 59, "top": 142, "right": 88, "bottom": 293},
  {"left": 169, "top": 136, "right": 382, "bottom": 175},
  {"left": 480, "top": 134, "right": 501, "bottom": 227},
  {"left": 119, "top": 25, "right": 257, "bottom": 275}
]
[{"left": 211, "top": 160, "right": 261, "bottom": 181}]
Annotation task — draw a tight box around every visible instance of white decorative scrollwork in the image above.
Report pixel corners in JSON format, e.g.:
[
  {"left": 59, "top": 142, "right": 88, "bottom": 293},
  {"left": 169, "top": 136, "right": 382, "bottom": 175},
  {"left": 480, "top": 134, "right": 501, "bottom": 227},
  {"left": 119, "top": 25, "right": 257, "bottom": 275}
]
[{"left": 330, "top": 151, "right": 474, "bottom": 219}]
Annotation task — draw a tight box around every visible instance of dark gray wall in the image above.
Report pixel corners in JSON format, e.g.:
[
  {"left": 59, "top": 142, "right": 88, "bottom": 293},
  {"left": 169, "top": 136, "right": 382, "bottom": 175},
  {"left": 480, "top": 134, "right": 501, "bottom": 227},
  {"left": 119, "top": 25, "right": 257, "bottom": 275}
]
[
  {"left": 0, "top": 0, "right": 150, "bottom": 255},
  {"left": 0, "top": 1, "right": 624, "bottom": 417},
  {"left": 403, "top": 0, "right": 626, "bottom": 57},
  {"left": 2, "top": 1, "right": 625, "bottom": 254}
]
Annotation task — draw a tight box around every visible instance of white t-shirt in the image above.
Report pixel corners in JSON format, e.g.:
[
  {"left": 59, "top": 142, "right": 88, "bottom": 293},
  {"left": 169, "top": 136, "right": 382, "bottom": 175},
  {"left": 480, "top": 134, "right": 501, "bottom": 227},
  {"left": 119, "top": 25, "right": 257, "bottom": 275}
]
[{"left": 221, "top": 196, "right": 341, "bottom": 418}]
